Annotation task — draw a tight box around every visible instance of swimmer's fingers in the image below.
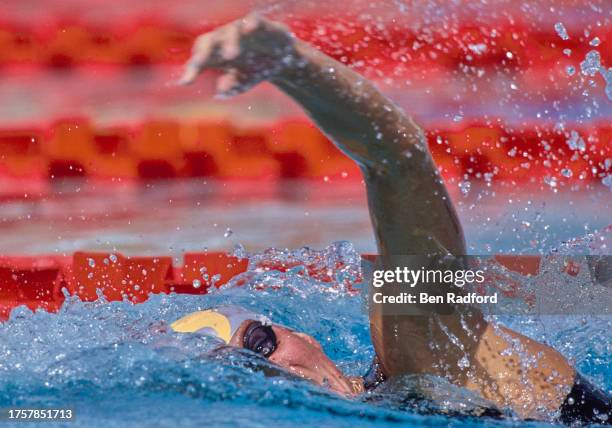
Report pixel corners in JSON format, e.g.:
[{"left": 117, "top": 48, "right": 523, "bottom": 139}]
[
  {"left": 216, "top": 68, "right": 254, "bottom": 98},
  {"left": 221, "top": 20, "right": 241, "bottom": 61},
  {"left": 241, "top": 13, "right": 287, "bottom": 37},
  {"left": 179, "top": 16, "right": 257, "bottom": 86},
  {"left": 178, "top": 60, "right": 202, "bottom": 86},
  {"left": 179, "top": 14, "right": 294, "bottom": 86},
  {"left": 178, "top": 28, "right": 231, "bottom": 85},
  {"left": 178, "top": 33, "right": 217, "bottom": 85}
]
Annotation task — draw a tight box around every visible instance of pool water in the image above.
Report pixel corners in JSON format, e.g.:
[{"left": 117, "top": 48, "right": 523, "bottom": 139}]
[
  {"left": 0, "top": 180, "right": 610, "bottom": 256},
  {"left": 0, "top": 181, "right": 610, "bottom": 427},
  {"left": 0, "top": 241, "right": 610, "bottom": 428}
]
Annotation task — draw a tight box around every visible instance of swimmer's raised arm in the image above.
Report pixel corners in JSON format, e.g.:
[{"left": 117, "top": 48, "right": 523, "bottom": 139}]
[
  {"left": 179, "top": 14, "right": 464, "bottom": 257},
  {"left": 180, "top": 15, "right": 581, "bottom": 420}
]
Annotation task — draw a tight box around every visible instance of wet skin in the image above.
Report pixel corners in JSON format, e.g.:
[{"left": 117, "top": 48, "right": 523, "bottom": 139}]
[{"left": 229, "top": 320, "right": 363, "bottom": 395}]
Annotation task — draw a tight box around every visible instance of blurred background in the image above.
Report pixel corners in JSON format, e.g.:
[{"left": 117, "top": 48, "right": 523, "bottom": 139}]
[
  {"left": 0, "top": 0, "right": 610, "bottom": 256},
  {"left": 0, "top": 4, "right": 610, "bottom": 425}
]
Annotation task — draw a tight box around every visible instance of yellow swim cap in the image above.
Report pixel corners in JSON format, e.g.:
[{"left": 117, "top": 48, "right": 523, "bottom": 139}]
[{"left": 170, "top": 305, "right": 268, "bottom": 343}]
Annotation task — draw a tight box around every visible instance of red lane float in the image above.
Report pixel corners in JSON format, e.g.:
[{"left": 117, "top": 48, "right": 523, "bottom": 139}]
[
  {"left": 0, "top": 255, "right": 70, "bottom": 320},
  {"left": 0, "top": 18, "right": 608, "bottom": 70},
  {"left": 0, "top": 252, "right": 249, "bottom": 320},
  {"left": 68, "top": 252, "right": 174, "bottom": 302},
  {"left": 0, "top": 119, "right": 609, "bottom": 187},
  {"left": 0, "top": 252, "right": 580, "bottom": 321}
]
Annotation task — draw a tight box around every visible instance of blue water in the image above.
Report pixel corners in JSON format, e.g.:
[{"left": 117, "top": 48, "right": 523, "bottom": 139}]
[{"left": 1, "top": 240, "right": 610, "bottom": 427}]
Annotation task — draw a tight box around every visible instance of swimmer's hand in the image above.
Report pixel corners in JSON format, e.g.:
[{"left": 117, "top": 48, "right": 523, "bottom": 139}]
[{"left": 178, "top": 14, "right": 296, "bottom": 96}]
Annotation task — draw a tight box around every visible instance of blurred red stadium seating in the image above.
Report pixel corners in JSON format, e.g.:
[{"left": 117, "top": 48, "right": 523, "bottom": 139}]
[{"left": 0, "top": 118, "right": 609, "bottom": 189}]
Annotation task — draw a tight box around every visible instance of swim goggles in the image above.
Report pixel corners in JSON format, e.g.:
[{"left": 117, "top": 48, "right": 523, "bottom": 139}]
[{"left": 243, "top": 320, "right": 277, "bottom": 358}]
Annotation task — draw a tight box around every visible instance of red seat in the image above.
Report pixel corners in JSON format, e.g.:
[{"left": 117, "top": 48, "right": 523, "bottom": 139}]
[
  {"left": 0, "top": 26, "right": 39, "bottom": 64},
  {"left": 184, "top": 122, "right": 279, "bottom": 179},
  {"left": 0, "top": 128, "right": 44, "bottom": 178},
  {"left": 90, "top": 127, "right": 137, "bottom": 179},
  {"left": 269, "top": 119, "right": 356, "bottom": 179},
  {"left": 42, "top": 24, "right": 93, "bottom": 68},
  {"left": 131, "top": 120, "right": 185, "bottom": 179},
  {"left": 117, "top": 22, "right": 194, "bottom": 65},
  {"left": 43, "top": 118, "right": 96, "bottom": 178}
]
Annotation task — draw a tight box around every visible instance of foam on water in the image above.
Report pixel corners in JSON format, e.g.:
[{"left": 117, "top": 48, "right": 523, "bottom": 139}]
[{"left": 1, "top": 237, "right": 610, "bottom": 427}]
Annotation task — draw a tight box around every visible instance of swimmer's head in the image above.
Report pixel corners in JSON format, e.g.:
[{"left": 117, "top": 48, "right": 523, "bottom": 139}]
[
  {"left": 171, "top": 305, "right": 362, "bottom": 395},
  {"left": 170, "top": 305, "right": 270, "bottom": 344}
]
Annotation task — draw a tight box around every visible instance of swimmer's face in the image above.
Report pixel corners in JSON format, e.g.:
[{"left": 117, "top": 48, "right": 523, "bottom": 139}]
[{"left": 230, "top": 321, "right": 359, "bottom": 395}]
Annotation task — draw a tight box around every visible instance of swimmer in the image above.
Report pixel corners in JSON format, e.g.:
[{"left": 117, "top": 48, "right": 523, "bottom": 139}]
[{"left": 176, "top": 14, "right": 611, "bottom": 424}]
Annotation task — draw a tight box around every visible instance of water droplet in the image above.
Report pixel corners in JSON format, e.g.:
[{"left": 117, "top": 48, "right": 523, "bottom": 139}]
[
  {"left": 134, "top": 285, "right": 141, "bottom": 291},
  {"left": 580, "top": 50, "right": 601, "bottom": 76},
  {"left": 544, "top": 176, "right": 558, "bottom": 188},
  {"left": 224, "top": 228, "right": 233, "bottom": 238},
  {"left": 602, "top": 175, "right": 612, "bottom": 189},
  {"left": 602, "top": 68, "right": 612, "bottom": 100},
  {"left": 459, "top": 180, "right": 471, "bottom": 195},
  {"left": 453, "top": 114, "right": 463, "bottom": 122},
  {"left": 88, "top": 258, "right": 95, "bottom": 268},
  {"left": 458, "top": 355, "right": 470, "bottom": 368},
  {"left": 566, "top": 66, "right": 575, "bottom": 76},
  {"left": 566, "top": 130, "right": 586, "bottom": 152},
  {"left": 589, "top": 37, "right": 600, "bottom": 47},
  {"left": 109, "top": 254, "right": 118, "bottom": 263},
  {"left": 192, "top": 279, "right": 201, "bottom": 289},
  {"left": 467, "top": 43, "right": 487, "bottom": 55},
  {"left": 554, "top": 22, "right": 569, "bottom": 40},
  {"left": 561, "top": 168, "right": 573, "bottom": 178}
]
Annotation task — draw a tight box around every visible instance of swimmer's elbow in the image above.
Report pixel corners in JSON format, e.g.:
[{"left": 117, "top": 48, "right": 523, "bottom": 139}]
[
  {"left": 363, "top": 140, "right": 435, "bottom": 178},
  {"left": 304, "top": 101, "right": 431, "bottom": 173}
]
